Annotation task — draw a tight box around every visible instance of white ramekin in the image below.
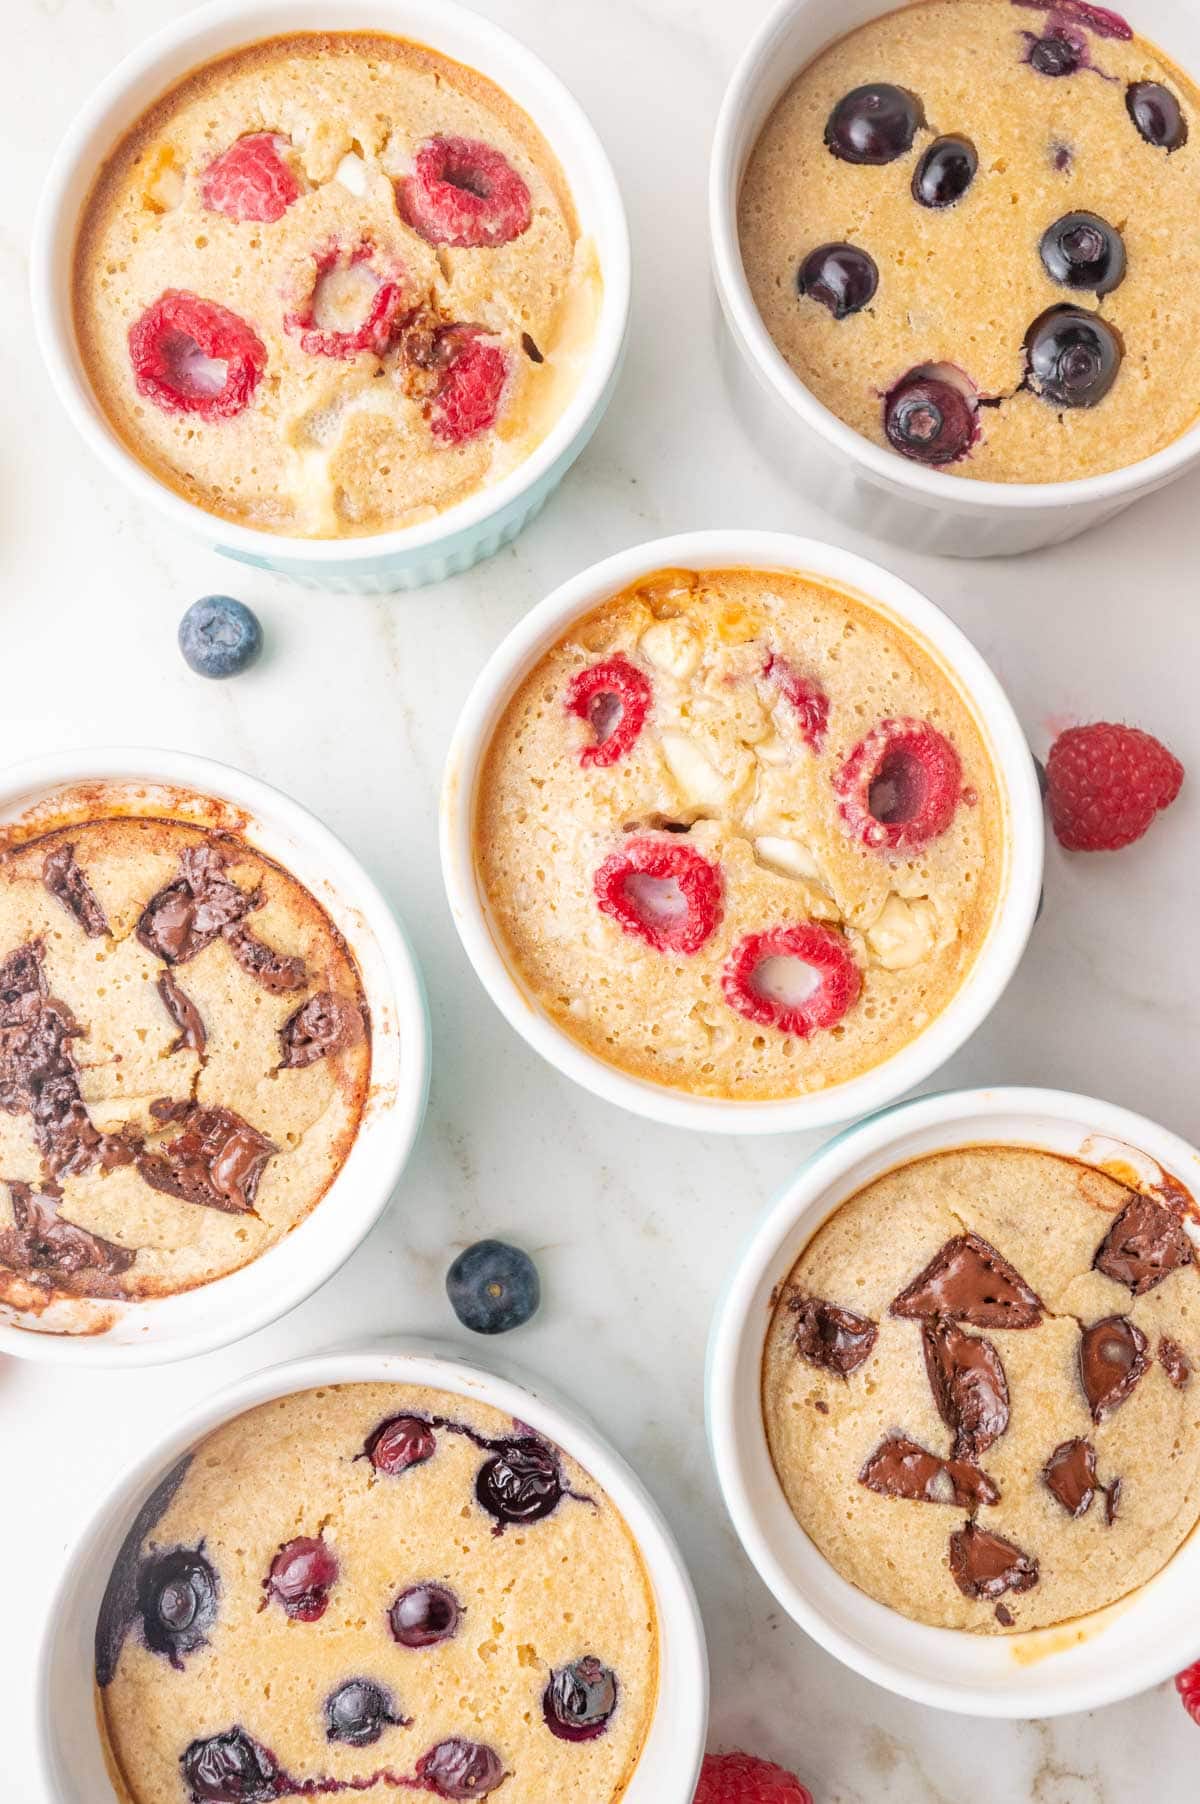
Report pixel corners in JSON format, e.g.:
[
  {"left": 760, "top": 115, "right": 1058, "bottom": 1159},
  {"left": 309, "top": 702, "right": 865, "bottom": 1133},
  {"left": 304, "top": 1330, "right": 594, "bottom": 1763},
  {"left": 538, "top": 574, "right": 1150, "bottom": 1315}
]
[
  {"left": 0, "top": 747, "right": 429, "bottom": 1365},
  {"left": 441, "top": 530, "right": 1043, "bottom": 1135},
  {"left": 37, "top": 1339, "right": 708, "bottom": 1802},
  {"left": 32, "top": 0, "right": 630, "bottom": 595},
  {"left": 707, "top": 1085, "right": 1200, "bottom": 1717},
  {"left": 710, "top": 0, "right": 1200, "bottom": 559}
]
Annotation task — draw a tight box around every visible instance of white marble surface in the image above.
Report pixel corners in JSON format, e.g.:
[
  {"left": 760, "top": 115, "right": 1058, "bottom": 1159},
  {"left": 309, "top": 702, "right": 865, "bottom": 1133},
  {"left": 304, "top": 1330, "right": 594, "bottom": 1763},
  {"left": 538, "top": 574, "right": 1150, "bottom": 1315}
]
[{"left": 6, "top": 0, "right": 1200, "bottom": 1797}]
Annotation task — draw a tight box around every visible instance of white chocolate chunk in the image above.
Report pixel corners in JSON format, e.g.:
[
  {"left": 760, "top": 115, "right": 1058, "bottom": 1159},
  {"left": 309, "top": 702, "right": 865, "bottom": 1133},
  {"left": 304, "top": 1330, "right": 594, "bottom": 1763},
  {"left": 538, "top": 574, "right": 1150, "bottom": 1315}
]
[
  {"left": 640, "top": 618, "right": 701, "bottom": 680},
  {"left": 659, "top": 732, "right": 731, "bottom": 808},
  {"left": 753, "top": 836, "right": 824, "bottom": 884},
  {"left": 334, "top": 151, "right": 369, "bottom": 196},
  {"left": 867, "top": 894, "right": 938, "bottom": 970}
]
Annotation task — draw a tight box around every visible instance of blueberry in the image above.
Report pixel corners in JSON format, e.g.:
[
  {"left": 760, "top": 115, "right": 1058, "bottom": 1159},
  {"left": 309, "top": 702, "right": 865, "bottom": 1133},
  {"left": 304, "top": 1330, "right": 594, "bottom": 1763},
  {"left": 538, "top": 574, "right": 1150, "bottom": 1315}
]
[
  {"left": 825, "top": 84, "right": 923, "bottom": 165},
  {"left": 797, "top": 243, "right": 878, "bottom": 319},
  {"left": 137, "top": 1546, "right": 218, "bottom": 1667},
  {"left": 363, "top": 1413, "right": 437, "bottom": 1475},
  {"left": 1040, "top": 212, "right": 1125, "bottom": 296},
  {"left": 912, "top": 136, "right": 978, "bottom": 208},
  {"left": 325, "top": 1678, "right": 402, "bottom": 1746},
  {"left": 389, "top": 1582, "right": 462, "bottom": 1648},
  {"left": 543, "top": 1657, "right": 619, "bottom": 1741},
  {"left": 884, "top": 368, "right": 979, "bottom": 465},
  {"left": 446, "top": 1239, "right": 540, "bottom": 1335},
  {"left": 476, "top": 1437, "right": 563, "bottom": 1525},
  {"left": 416, "top": 1739, "right": 505, "bottom": 1800},
  {"left": 178, "top": 596, "right": 263, "bottom": 679},
  {"left": 1025, "top": 306, "right": 1123, "bottom": 408},
  {"left": 1127, "top": 80, "right": 1188, "bottom": 150},
  {"left": 1028, "top": 31, "right": 1083, "bottom": 77},
  {"left": 179, "top": 1727, "right": 281, "bottom": 1803}
]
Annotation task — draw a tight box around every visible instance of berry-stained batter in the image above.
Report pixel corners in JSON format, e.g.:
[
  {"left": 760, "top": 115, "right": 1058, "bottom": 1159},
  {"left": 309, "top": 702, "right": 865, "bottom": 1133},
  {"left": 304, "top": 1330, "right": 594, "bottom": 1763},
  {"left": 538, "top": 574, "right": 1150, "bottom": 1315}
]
[
  {"left": 475, "top": 567, "right": 1004, "bottom": 1101},
  {"left": 96, "top": 1383, "right": 658, "bottom": 1804},
  {"left": 73, "top": 33, "right": 600, "bottom": 537}
]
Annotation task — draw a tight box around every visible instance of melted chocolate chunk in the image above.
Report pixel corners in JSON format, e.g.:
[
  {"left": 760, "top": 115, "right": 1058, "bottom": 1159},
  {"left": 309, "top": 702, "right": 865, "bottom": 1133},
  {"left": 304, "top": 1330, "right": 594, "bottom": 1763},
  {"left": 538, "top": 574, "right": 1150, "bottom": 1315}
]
[
  {"left": 279, "top": 991, "right": 365, "bottom": 1068},
  {"left": 137, "top": 1104, "right": 276, "bottom": 1215},
  {"left": 223, "top": 924, "right": 307, "bottom": 994},
  {"left": 1079, "top": 1315, "right": 1149, "bottom": 1421},
  {"left": 859, "top": 1435, "right": 999, "bottom": 1507},
  {"left": 995, "top": 1603, "right": 1015, "bottom": 1627},
  {"left": 922, "top": 1318, "right": 1010, "bottom": 1460},
  {"left": 42, "top": 843, "right": 108, "bottom": 937},
  {"left": 891, "top": 1233, "right": 1043, "bottom": 1328},
  {"left": 1094, "top": 1195, "right": 1193, "bottom": 1296},
  {"left": 137, "top": 844, "right": 260, "bottom": 966},
  {"left": 789, "top": 1292, "right": 878, "bottom": 1377},
  {"left": 1105, "top": 1476, "right": 1122, "bottom": 1523},
  {"left": 156, "top": 971, "right": 206, "bottom": 1055},
  {"left": 95, "top": 1456, "right": 193, "bottom": 1687},
  {"left": 948, "top": 1522, "right": 1039, "bottom": 1601},
  {"left": 1042, "top": 1437, "right": 1098, "bottom": 1518},
  {"left": 0, "top": 1182, "right": 134, "bottom": 1296},
  {"left": 1159, "top": 1335, "right": 1192, "bottom": 1389}
]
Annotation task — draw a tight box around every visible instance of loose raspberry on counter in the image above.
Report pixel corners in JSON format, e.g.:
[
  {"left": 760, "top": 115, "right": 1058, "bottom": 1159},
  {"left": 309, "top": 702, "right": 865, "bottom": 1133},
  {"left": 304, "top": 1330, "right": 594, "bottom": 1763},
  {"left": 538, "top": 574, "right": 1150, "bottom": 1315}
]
[
  {"left": 565, "top": 654, "right": 653, "bottom": 766},
  {"left": 722, "top": 922, "right": 861, "bottom": 1037},
  {"left": 1177, "top": 1661, "right": 1200, "bottom": 1724},
  {"left": 594, "top": 836, "right": 723, "bottom": 955},
  {"left": 398, "top": 135, "right": 532, "bottom": 247},
  {"left": 764, "top": 653, "right": 829, "bottom": 751},
  {"left": 427, "top": 326, "right": 511, "bottom": 443},
  {"left": 200, "top": 132, "right": 301, "bottom": 222},
  {"left": 128, "top": 290, "right": 267, "bottom": 418},
  {"left": 693, "top": 1751, "right": 814, "bottom": 1804},
  {"left": 284, "top": 241, "right": 409, "bottom": 358},
  {"left": 1045, "top": 722, "right": 1183, "bottom": 851},
  {"left": 834, "top": 717, "right": 963, "bottom": 851}
]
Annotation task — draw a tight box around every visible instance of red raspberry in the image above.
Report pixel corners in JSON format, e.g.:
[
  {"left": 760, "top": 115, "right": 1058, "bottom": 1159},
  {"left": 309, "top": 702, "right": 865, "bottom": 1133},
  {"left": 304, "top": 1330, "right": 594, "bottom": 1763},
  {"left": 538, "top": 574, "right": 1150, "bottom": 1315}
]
[
  {"left": 1045, "top": 722, "right": 1183, "bottom": 852},
  {"left": 1177, "top": 1662, "right": 1200, "bottom": 1725},
  {"left": 428, "top": 326, "right": 511, "bottom": 443},
  {"left": 565, "top": 655, "right": 653, "bottom": 766},
  {"left": 764, "top": 653, "right": 829, "bottom": 751},
  {"left": 594, "top": 836, "right": 722, "bottom": 955},
  {"left": 200, "top": 132, "right": 300, "bottom": 223},
  {"left": 284, "top": 242, "right": 409, "bottom": 359},
  {"left": 834, "top": 717, "right": 962, "bottom": 851},
  {"left": 398, "top": 135, "right": 532, "bottom": 248},
  {"left": 127, "top": 290, "right": 267, "bottom": 418},
  {"left": 694, "top": 1752, "right": 814, "bottom": 1804},
  {"left": 722, "top": 922, "right": 861, "bottom": 1038}
]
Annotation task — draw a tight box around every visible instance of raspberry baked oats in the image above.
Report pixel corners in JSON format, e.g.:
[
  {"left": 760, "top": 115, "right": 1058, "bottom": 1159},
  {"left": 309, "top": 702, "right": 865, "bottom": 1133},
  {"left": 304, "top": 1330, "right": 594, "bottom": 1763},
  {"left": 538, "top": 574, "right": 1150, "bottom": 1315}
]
[
  {"left": 475, "top": 567, "right": 1004, "bottom": 1101},
  {"left": 95, "top": 1382, "right": 658, "bottom": 1804},
  {"left": 73, "top": 33, "right": 595, "bottom": 536},
  {"left": 762, "top": 1147, "right": 1200, "bottom": 1632},
  {"left": 0, "top": 817, "right": 368, "bottom": 1308},
  {"left": 739, "top": 0, "right": 1200, "bottom": 481}
]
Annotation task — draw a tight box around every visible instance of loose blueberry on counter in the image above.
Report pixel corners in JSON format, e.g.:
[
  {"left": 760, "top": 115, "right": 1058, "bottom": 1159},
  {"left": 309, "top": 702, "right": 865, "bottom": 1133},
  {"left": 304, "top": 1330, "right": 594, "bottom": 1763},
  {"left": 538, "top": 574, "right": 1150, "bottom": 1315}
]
[
  {"left": 265, "top": 1536, "right": 338, "bottom": 1621},
  {"left": 364, "top": 1412, "right": 438, "bottom": 1476},
  {"left": 325, "top": 1678, "right": 405, "bottom": 1746},
  {"left": 797, "top": 243, "right": 878, "bottom": 318},
  {"left": 180, "top": 1727, "right": 282, "bottom": 1803},
  {"left": 447, "top": 1239, "right": 540, "bottom": 1335},
  {"left": 389, "top": 1582, "right": 462, "bottom": 1648},
  {"left": 1024, "top": 305, "right": 1123, "bottom": 407},
  {"left": 543, "top": 1657, "right": 619, "bottom": 1741},
  {"left": 179, "top": 596, "right": 263, "bottom": 679},
  {"left": 476, "top": 1436, "right": 564, "bottom": 1524},
  {"left": 137, "top": 1546, "right": 219, "bottom": 1667},
  {"left": 1040, "top": 212, "right": 1126, "bottom": 295},
  {"left": 1127, "top": 80, "right": 1189, "bottom": 150},
  {"left": 825, "top": 83, "right": 923, "bottom": 164},
  {"left": 912, "top": 135, "right": 978, "bottom": 208},
  {"left": 884, "top": 368, "right": 979, "bottom": 464}
]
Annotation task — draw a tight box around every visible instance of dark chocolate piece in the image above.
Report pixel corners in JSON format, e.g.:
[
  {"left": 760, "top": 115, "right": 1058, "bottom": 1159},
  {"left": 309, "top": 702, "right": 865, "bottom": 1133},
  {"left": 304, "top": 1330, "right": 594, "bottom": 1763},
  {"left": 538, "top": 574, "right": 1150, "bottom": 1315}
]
[
  {"left": 0, "top": 1182, "right": 133, "bottom": 1297},
  {"left": 42, "top": 843, "right": 108, "bottom": 937},
  {"left": 156, "top": 971, "right": 206, "bottom": 1055},
  {"left": 137, "top": 1103, "right": 276, "bottom": 1215},
  {"left": 891, "top": 1232, "right": 1043, "bottom": 1328},
  {"left": 279, "top": 991, "right": 365, "bottom": 1068},
  {"left": 859, "top": 1435, "right": 999, "bottom": 1507},
  {"left": 788, "top": 1292, "right": 878, "bottom": 1377},
  {"left": 1159, "top": 1335, "right": 1192, "bottom": 1389},
  {"left": 1105, "top": 1476, "right": 1122, "bottom": 1524},
  {"left": 948, "top": 1522, "right": 1039, "bottom": 1601},
  {"left": 1079, "top": 1315, "right": 1149, "bottom": 1421},
  {"left": 1094, "top": 1195, "right": 1193, "bottom": 1295},
  {"left": 1042, "top": 1437, "right": 1098, "bottom": 1518},
  {"left": 922, "top": 1318, "right": 1010, "bottom": 1460},
  {"left": 223, "top": 923, "right": 307, "bottom": 994},
  {"left": 995, "top": 1603, "right": 1015, "bottom": 1627},
  {"left": 136, "top": 844, "right": 260, "bottom": 966}
]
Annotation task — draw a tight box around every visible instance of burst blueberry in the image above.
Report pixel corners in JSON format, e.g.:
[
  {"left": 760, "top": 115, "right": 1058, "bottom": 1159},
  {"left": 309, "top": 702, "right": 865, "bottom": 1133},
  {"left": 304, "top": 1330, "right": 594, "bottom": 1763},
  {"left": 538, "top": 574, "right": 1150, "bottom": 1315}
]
[
  {"left": 178, "top": 596, "right": 263, "bottom": 679},
  {"left": 137, "top": 1546, "right": 219, "bottom": 1667},
  {"left": 446, "top": 1239, "right": 540, "bottom": 1335},
  {"left": 476, "top": 1437, "right": 564, "bottom": 1524},
  {"left": 543, "top": 1656, "right": 619, "bottom": 1741},
  {"left": 884, "top": 368, "right": 978, "bottom": 464},
  {"left": 179, "top": 1727, "right": 281, "bottom": 1803},
  {"left": 1040, "top": 212, "right": 1125, "bottom": 296},
  {"left": 324, "top": 1678, "right": 403, "bottom": 1746},
  {"left": 825, "top": 83, "right": 922, "bottom": 164}
]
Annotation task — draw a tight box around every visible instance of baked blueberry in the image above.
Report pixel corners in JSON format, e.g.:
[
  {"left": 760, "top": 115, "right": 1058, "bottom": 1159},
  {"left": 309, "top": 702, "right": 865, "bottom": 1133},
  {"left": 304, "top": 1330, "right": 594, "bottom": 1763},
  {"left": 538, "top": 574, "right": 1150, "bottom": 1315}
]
[
  {"left": 265, "top": 1536, "right": 338, "bottom": 1621},
  {"left": 884, "top": 368, "right": 979, "bottom": 464},
  {"left": 1127, "top": 80, "right": 1188, "bottom": 150},
  {"left": 363, "top": 1413, "right": 437, "bottom": 1475},
  {"left": 446, "top": 1239, "right": 540, "bottom": 1335},
  {"left": 324, "top": 1678, "right": 403, "bottom": 1746},
  {"left": 1027, "top": 28, "right": 1084, "bottom": 77},
  {"left": 543, "top": 1656, "right": 619, "bottom": 1741},
  {"left": 1040, "top": 212, "right": 1126, "bottom": 295},
  {"left": 389, "top": 1582, "right": 462, "bottom": 1648},
  {"left": 825, "top": 83, "right": 922, "bottom": 164},
  {"left": 416, "top": 1739, "right": 505, "bottom": 1800},
  {"left": 1025, "top": 306, "right": 1124, "bottom": 407},
  {"left": 136, "top": 1547, "right": 218, "bottom": 1668},
  {"left": 179, "top": 1727, "right": 281, "bottom": 1803},
  {"left": 797, "top": 243, "right": 878, "bottom": 318},
  {"left": 178, "top": 597, "right": 263, "bottom": 680},
  {"left": 912, "top": 135, "right": 978, "bottom": 208},
  {"left": 476, "top": 1437, "right": 564, "bottom": 1524}
]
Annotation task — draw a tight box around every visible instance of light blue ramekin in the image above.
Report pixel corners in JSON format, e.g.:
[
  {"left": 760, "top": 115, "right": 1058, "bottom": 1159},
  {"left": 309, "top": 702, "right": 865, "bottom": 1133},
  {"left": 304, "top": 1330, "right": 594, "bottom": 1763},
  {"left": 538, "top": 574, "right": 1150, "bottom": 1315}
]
[{"left": 32, "top": 0, "right": 632, "bottom": 595}]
